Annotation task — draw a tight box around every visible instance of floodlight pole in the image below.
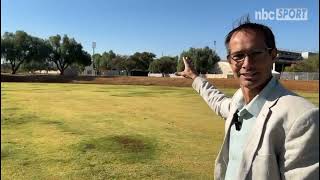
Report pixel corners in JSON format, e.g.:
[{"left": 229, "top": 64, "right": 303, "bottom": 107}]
[{"left": 92, "top": 42, "right": 96, "bottom": 75}]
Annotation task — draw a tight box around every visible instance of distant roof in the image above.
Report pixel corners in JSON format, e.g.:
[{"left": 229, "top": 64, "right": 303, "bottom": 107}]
[{"left": 277, "top": 49, "right": 317, "bottom": 54}]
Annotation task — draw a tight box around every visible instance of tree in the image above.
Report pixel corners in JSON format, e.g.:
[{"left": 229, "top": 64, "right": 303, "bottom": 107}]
[
  {"left": 21, "top": 37, "right": 53, "bottom": 73},
  {"left": 21, "top": 60, "right": 49, "bottom": 73},
  {"left": 110, "top": 55, "right": 126, "bottom": 74},
  {"left": 92, "top": 53, "right": 103, "bottom": 75},
  {"left": 129, "top": 52, "right": 156, "bottom": 71},
  {"left": 123, "top": 56, "right": 137, "bottom": 75},
  {"left": 74, "top": 51, "right": 92, "bottom": 73},
  {"left": 177, "top": 46, "right": 220, "bottom": 74},
  {"left": 284, "top": 55, "right": 319, "bottom": 72},
  {"left": 149, "top": 56, "right": 178, "bottom": 77},
  {"left": 1, "top": 31, "right": 37, "bottom": 74},
  {"left": 100, "top": 50, "right": 116, "bottom": 70},
  {"left": 47, "top": 34, "right": 91, "bottom": 75}
]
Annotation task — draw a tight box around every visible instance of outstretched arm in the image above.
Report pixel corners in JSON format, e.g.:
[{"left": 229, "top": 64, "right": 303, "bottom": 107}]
[
  {"left": 175, "top": 56, "right": 199, "bottom": 80},
  {"left": 176, "top": 56, "right": 232, "bottom": 119}
]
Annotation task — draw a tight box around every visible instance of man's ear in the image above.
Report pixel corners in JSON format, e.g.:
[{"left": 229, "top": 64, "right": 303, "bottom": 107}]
[
  {"left": 271, "top": 48, "right": 277, "bottom": 62},
  {"left": 271, "top": 48, "right": 277, "bottom": 58}
]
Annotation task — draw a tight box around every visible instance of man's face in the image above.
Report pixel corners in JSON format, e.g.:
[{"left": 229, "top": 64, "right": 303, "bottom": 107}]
[{"left": 227, "top": 29, "right": 276, "bottom": 91}]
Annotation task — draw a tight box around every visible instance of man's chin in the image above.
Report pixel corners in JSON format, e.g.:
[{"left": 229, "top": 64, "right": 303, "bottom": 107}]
[{"left": 240, "top": 79, "right": 259, "bottom": 89}]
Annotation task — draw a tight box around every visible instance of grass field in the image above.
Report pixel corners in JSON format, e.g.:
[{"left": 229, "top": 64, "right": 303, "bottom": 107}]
[{"left": 1, "top": 83, "right": 319, "bottom": 179}]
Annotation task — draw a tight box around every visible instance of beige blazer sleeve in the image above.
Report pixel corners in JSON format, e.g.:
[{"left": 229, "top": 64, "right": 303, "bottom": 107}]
[
  {"left": 192, "top": 76, "right": 233, "bottom": 119},
  {"left": 281, "top": 108, "right": 319, "bottom": 180}
]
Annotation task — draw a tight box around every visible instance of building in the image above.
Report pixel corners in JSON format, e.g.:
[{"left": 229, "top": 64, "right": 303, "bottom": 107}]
[
  {"left": 274, "top": 49, "right": 318, "bottom": 73},
  {"left": 301, "top": 52, "right": 317, "bottom": 59},
  {"left": 81, "top": 59, "right": 96, "bottom": 76},
  {"left": 274, "top": 49, "right": 303, "bottom": 72},
  {"left": 213, "top": 60, "right": 280, "bottom": 79},
  {"left": 212, "top": 61, "right": 233, "bottom": 75},
  {"left": 81, "top": 65, "right": 96, "bottom": 76}
]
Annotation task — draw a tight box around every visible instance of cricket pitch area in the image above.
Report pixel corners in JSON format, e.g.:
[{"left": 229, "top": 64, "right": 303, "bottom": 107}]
[{"left": 1, "top": 76, "right": 319, "bottom": 179}]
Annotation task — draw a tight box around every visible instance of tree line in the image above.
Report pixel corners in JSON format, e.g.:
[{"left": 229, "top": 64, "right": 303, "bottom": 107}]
[
  {"left": 1, "top": 30, "right": 221, "bottom": 76},
  {"left": 1, "top": 31, "right": 91, "bottom": 75}
]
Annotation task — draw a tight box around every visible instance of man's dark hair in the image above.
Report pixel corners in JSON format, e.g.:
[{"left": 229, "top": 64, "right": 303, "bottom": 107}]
[{"left": 225, "top": 20, "right": 276, "bottom": 54}]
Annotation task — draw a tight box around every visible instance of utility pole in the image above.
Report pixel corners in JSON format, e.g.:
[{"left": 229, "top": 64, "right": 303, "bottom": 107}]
[{"left": 92, "top": 42, "right": 96, "bottom": 76}]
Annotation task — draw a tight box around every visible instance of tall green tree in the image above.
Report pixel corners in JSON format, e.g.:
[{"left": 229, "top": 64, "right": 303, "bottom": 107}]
[
  {"left": 130, "top": 52, "right": 156, "bottom": 71},
  {"left": 149, "top": 56, "right": 178, "bottom": 77},
  {"left": 47, "top": 34, "right": 91, "bottom": 75},
  {"left": 92, "top": 53, "right": 103, "bottom": 75},
  {"left": 100, "top": 50, "right": 116, "bottom": 70},
  {"left": 123, "top": 56, "right": 137, "bottom": 75},
  {"left": 110, "top": 55, "right": 126, "bottom": 73},
  {"left": 21, "top": 37, "right": 54, "bottom": 73},
  {"left": 1, "top": 31, "right": 37, "bottom": 74},
  {"left": 177, "top": 46, "right": 220, "bottom": 74}
]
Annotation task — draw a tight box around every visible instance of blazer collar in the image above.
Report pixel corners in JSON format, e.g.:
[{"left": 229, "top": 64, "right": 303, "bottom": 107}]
[
  {"left": 237, "top": 81, "right": 283, "bottom": 180},
  {"left": 215, "top": 80, "right": 285, "bottom": 180},
  {"left": 225, "top": 89, "right": 243, "bottom": 133}
]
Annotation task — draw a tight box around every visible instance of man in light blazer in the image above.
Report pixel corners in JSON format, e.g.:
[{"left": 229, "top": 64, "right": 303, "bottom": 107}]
[{"left": 176, "top": 22, "right": 319, "bottom": 180}]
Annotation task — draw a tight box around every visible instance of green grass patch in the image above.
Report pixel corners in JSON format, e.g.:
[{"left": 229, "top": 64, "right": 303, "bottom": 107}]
[{"left": 1, "top": 82, "right": 318, "bottom": 179}]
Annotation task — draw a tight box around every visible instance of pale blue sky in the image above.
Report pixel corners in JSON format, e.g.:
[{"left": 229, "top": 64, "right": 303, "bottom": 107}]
[{"left": 1, "top": 0, "right": 319, "bottom": 59}]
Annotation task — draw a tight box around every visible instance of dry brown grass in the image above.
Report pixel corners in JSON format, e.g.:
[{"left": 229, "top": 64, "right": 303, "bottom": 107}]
[{"left": 1, "top": 74, "right": 319, "bottom": 92}]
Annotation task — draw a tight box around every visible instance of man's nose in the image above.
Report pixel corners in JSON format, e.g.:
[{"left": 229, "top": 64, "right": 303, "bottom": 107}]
[{"left": 241, "top": 55, "right": 254, "bottom": 69}]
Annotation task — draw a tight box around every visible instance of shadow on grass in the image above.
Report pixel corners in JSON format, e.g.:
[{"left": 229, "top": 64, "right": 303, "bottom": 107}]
[
  {"left": 76, "top": 135, "right": 158, "bottom": 163},
  {"left": 1, "top": 112, "right": 38, "bottom": 126},
  {"left": 109, "top": 91, "right": 158, "bottom": 97},
  {"left": 108, "top": 89, "right": 194, "bottom": 97},
  {"left": 41, "top": 120, "right": 84, "bottom": 135}
]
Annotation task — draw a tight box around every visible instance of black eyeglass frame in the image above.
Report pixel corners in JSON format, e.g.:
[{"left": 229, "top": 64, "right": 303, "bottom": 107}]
[{"left": 227, "top": 47, "right": 273, "bottom": 63}]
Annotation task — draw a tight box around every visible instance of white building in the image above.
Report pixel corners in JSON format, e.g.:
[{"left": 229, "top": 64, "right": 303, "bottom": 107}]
[
  {"left": 81, "top": 64, "right": 96, "bottom": 76},
  {"left": 212, "top": 61, "right": 233, "bottom": 75},
  {"left": 212, "top": 61, "right": 280, "bottom": 79},
  {"left": 301, "top": 52, "right": 317, "bottom": 59}
]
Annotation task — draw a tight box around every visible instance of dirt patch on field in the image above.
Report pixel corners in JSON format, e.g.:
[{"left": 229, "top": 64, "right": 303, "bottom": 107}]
[{"left": 1, "top": 74, "right": 319, "bottom": 92}]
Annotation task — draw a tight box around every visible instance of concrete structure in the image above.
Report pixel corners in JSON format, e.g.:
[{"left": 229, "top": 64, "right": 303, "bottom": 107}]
[
  {"left": 34, "top": 70, "right": 60, "bottom": 74},
  {"left": 301, "top": 52, "right": 317, "bottom": 59},
  {"left": 274, "top": 50, "right": 318, "bottom": 73},
  {"left": 148, "top": 73, "right": 183, "bottom": 78},
  {"left": 274, "top": 49, "right": 303, "bottom": 72},
  {"left": 212, "top": 61, "right": 233, "bottom": 75},
  {"left": 81, "top": 64, "right": 96, "bottom": 76},
  {"left": 100, "top": 70, "right": 122, "bottom": 76}
]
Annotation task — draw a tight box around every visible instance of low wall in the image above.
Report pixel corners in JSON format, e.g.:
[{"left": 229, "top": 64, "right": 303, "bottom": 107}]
[
  {"left": 1, "top": 74, "right": 318, "bottom": 92},
  {"left": 148, "top": 73, "right": 233, "bottom": 78}
]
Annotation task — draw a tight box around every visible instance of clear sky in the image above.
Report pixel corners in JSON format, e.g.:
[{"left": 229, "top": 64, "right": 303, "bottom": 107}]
[{"left": 1, "top": 0, "right": 319, "bottom": 59}]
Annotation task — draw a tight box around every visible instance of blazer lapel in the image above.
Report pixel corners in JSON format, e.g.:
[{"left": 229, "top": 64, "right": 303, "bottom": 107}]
[
  {"left": 238, "top": 86, "right": 282, "bottom": 180},
  {"left": 214, "top": 105, "right": 238, "bottom": 180},
  {"left": 215, "top": 90, "right": 243, "bottom": 179}
]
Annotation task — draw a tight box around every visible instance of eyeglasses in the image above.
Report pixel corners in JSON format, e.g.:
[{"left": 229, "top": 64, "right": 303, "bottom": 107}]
[{"left": 227, "top": 48, "right": 272, "bottom": 63}]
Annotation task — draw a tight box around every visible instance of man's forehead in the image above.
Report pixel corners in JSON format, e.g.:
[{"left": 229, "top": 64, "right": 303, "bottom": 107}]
[{"left": 228, "top": 30, "right": 266, "bottom": 52}]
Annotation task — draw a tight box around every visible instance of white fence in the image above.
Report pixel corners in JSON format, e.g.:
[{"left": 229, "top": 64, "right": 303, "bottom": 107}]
[
  {"left": 280, "top": 72, "right": 319, "bottom": 80},
  {"left": 148, "top": 73, "right": 184, "bottom": 78},
  {"left": 148, "top": 72, "right": 320, "bottom": 80},
  {"left": 148, "top": 73, "right": 234, "bottom": 78}
]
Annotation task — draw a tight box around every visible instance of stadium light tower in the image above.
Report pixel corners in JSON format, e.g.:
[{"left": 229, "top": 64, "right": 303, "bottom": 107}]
[
  {"left": 92, "top": 42, "right": 96, "bottom": 75},
  {"left": 92, "top": 41, "right": 96, "bottom": 57}
]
